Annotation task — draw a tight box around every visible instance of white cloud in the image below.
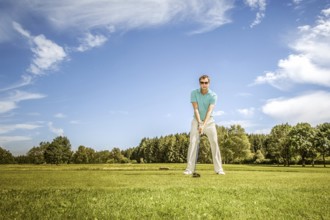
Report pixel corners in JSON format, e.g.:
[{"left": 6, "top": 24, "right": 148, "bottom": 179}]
[
  {"left": 0, "top": 90, "right": 46, "bottom": 114},
  {"left": 0, "top": 123, "right": 41, "bottom": 134},
  {"left": 254, "top": 8, "right": 330, "bottom": 89},
  {"left": 186, "top": 0, "right": 234, "bottom": 34},
  {"left": 292, "top": 0, "right": 302, "bottom": 5},
  {"left": 2, "top": 1, "right": 234, "bottom": 97},
  {"left": 48, "top": 122, "right": 64, "bottom": 136},
  {"left": 12, "top": 22, "right": 31, "bottom": 38},
  {"left": 251, "top": 128, "right": 271, "bottom": 134},
  {"left": 9, "top": 90, "right": 46, "bottom": 102},
  {"left": 237, "top": 108, "right": 255, "bottom": 117},
  {"left": 54, "top": 113, "right": 66, "bottom": 118},
  {"left": 77, "top": 32, "right": 108, "bottom": 52},
  {"left": 0, "top": 101, "right": 17, "bottom": 114},
  {"left": 255, "top": 55, "right": 330, "bottom": 90},
  {"left": 323, "top": 8, "right": 330, "bottom": 16},
  {"left": 13, "top": 22, "right": 67, "bottom": 75},
  {"left": 0, "top": 136, "right": 32, "bottom": 143},
  {"left": 218, "top": 120, "right": 257, "bottom": 128},
  {"left": 262, "top": 91, "right": 330, "bottom": 125},
  {"left": 244, "top": 0, "right": 266, "bottom": 28},
  {"left": 21, "top": 0, "right": 234, "bottom": 35},
  {"left": 213, "top": 110, "right": 225, "bottom": 116},
  {"left": 293, "top": 13, "right": 330, "bottom": 67},
  {"left": 0, "top": 75, "right": 34, "bottom": 92},
  {"left": 29, "top": 35, "right": 67, "bottom": 75},
  {"left": 69, "top": 120, "right": 81, "bottom": 124}
]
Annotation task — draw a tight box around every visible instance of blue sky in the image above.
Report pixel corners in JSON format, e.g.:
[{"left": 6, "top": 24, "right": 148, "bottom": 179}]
[{"left": 1, "top": 0, "right": 330, "bottom": 155}]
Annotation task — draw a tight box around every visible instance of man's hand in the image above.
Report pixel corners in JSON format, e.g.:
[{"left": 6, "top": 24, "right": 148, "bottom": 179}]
[{"left": 198, "top": 122, "right": 204, "bottom": 134}]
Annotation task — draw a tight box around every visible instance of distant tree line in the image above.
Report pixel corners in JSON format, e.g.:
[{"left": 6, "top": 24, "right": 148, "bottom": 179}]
[{"left": 1, "top": 122, "right": 329, "bottom": 167}]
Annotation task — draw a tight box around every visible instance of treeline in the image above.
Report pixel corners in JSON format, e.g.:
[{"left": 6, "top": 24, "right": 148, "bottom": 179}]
[{"left": 1, "top": 122, "right": 329, "bottom": 167}]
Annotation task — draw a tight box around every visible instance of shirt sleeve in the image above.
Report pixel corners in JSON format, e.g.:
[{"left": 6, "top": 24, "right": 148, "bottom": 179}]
[
  {"left": 191, "top": 90, "right": 197, "bottom": 103},
  {"left": 210, "top": 93, "right": 217, "bottom": 105}
]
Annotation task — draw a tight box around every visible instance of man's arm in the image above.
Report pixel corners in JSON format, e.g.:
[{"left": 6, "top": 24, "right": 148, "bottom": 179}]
[
  {"left": 192, "top": 102, "right": 202, "bottom": 123},
  {"left": 202, "top": 104, "right": 215, "bottom": 127},
  {"left": 192, "top": 102, "right": 207, "bottom": 134}
]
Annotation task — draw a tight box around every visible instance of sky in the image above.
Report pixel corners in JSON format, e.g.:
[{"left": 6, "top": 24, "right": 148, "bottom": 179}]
[{"left": 1, "top": 0, "right": 330, "bottom": 155}]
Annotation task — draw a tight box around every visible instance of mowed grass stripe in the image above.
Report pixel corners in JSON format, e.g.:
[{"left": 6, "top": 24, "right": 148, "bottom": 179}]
[{"left": 0, "top": 164, "right": 329, "bottom": 219}]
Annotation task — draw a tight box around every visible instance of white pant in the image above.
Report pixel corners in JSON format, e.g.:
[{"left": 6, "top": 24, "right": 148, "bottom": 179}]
[{"left": 185, "top": 117, "right": 224, "bottom": 173}]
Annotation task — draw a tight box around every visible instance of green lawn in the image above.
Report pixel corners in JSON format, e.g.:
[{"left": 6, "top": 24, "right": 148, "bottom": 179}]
[{"left": 0, "top": 164, "right": 329, "bottom": 219}]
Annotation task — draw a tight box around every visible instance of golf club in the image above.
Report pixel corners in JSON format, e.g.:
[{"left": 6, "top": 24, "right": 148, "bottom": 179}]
[{"left": 192, "top": 133, "right": 201, "bottom": 178}]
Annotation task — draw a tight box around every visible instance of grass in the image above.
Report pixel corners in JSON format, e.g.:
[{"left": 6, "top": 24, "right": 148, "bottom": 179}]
[{"left": 0, "top": 164, "right": 329, "bottom": 219}]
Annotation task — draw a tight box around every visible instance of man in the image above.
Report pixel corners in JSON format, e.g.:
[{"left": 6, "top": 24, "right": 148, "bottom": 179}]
[{"left": 184, "top": 75, "right": 225, "bottom": 175}]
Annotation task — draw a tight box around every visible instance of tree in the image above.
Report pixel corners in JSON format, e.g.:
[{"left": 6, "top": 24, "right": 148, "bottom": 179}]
[
  {"left": 0, "top": 147, "right": 15, "bottom": 164},
  {"left": 144, "top": 138, "right": 155, "bottom": 163},
  {"left": 72, "top": 145, "right": 89, "bottom": 163},
  {"left": 315, "top": 123, "right": 330, "bottom": 167},
  {"left": 94, "top": 150, "right": 111, "bottom": 163},
  {"left": 254, "top": 150, "right": 265, "bottom": 164},
  {"left": 44, "top": 136, "right": 73, "bottom": 164},
  {"left": 27, "top": 142, "right": 49, "bottom": 164},
  {"left": 15, "top": 155, "right": 30, "bottom": 164},
  {"left": 289, "top": 123, "right": 315, "bottom": 167},
  {"left": 152, "top": 137, "right": 164, "bottom": 163},
  {"left": 248, "top": 134, "right": 268, "bottom": 154},
  {"left": 136, "top": 137, "right": 148, "bottom": 163},
  {"left": 267, "top": 123, "right": 292, "bottom": 166},
  {"left": 164, "top": 135, "right": 178, "bottom": 163},
  {"left": 224, "top": 125, "right": 251, "bottom": 163},
  {"left": 72, "top": 145, "right": 96, "bottom": 163},
  {"left": 110, "top": 147, "right": 127, "bottom": 163},
  {"left": 85, "top": 147, "right": 96, "bottom": 163},
  {"left": 176, "top": 133, "right": 189, "bottom": 163},
  {"left": 199, "top": 135, "right": 212, "bottom": 163},
  {"left": 122, "top": 147, "right": 134, "bottom": 161},
  {"left": 216, "top": 126, "right": 228, "bottom": 163}
]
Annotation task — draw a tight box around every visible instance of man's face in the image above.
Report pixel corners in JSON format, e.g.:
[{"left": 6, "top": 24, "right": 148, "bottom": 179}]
[{"left": 200, "top": 78, "right": 209, "bottom": 90}]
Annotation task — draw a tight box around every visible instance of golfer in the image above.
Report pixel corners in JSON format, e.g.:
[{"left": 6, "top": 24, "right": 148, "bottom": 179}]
[{"left": 184, "top": 75, "right": 225, "bottom": 175}]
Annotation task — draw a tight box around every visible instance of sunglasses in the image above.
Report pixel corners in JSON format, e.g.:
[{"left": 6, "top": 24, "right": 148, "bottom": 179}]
[{"left": 200, "top": 81, "right": 209, "bottom": 85}]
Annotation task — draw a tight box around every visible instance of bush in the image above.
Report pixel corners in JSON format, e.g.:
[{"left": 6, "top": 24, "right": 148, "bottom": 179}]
[
  {"left": 107, "top": 159, "right": 115, "bottom": 164},
  {"left": 0, "top": 147, "right": 16, "bottom": 164},
  {"left": 120, "top": 157, "right": 130, "bottom": 164},
  {"left": 253, "top": 150, "right": 265, "bottom": 164},
  {"left": 260, "top": 159, "right": 272, "bottom": 164},
  {"left": 232, "top": 158, "right": 244, "bottom": 164},
  {"left": 243, "top": 157, "right": 254, "bottom": 164}
]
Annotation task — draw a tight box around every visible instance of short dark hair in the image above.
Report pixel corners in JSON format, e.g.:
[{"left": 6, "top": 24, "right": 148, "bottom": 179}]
[{"left": 199, "top": 75, "right": 210, "bottom": 83}]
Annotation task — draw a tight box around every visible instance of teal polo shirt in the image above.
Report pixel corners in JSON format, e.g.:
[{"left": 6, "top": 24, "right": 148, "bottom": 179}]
[{"left": 191, "top": 89, "right": 217, "bottom": 121}]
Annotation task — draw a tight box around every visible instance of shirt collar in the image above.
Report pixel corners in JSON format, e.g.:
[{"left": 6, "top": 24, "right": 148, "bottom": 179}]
[{"left": 199, "top": 88, "right": 211, "bottom": 94}]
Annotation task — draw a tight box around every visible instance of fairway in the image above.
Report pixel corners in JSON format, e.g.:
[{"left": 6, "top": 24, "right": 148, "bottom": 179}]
[{"left": 0, "top": 164, "right": 329, "bottom": 219}]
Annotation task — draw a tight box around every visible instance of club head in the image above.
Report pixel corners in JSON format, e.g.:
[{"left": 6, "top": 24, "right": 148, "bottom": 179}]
[{"left": 192, "top": 172, "right": 200, "bottom": 178}]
